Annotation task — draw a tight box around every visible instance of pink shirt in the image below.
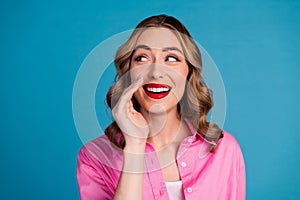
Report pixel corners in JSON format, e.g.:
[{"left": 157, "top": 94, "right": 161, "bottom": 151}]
[{"left": 76, "top": 121, "right": 246, "bottom": 200}]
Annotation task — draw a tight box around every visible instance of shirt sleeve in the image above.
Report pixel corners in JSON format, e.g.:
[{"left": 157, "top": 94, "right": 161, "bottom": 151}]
[
  {"left": 76, "top": 146, "right": 113, "bottom": 200},
  {"left": 237, "top": 164, "right": 246, "bottom": 200},
  {"left": 236, "top": 143, "right": 246, "bottom": 200}
]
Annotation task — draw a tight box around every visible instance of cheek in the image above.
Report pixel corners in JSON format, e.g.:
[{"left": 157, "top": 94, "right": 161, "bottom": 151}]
[
  {"left": 130, "top": 64, "right": 150, "bottom": 82},
  {"left": 133, "top": 87, "right": 145, "bottom": 102},
  {"left": 174, "top": 79, "right": 187, "bottom": 100},
  {"left": 130, "top": 69, "right": 139, "bottom": 82},
  {"left": 181, "top": 64, "right": 189, "bottom": 78},
  {"left": 172, "top": 68, "right": 189, "bottom": 99}
]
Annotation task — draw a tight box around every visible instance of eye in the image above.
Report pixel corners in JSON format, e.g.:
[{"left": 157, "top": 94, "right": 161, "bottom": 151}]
[
  {"left": 134, "top": 55, "right": 148, "bottom": 62},
  {"left": 166, "top": 56, "right": 179, "bottom": 62}
]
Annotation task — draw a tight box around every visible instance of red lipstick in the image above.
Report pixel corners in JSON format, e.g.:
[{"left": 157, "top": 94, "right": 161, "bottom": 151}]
[{"left": 143, "top": 83, "right": 171, "bottom": 99}]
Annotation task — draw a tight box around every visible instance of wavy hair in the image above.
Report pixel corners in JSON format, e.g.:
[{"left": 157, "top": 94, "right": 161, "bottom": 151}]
[{"left": 105, "top": 15, "right": 223, "bottom": 152}]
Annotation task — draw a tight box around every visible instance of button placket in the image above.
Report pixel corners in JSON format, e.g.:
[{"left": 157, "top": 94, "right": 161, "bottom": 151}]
[
  {"left": 145, "top": 143, "right": 167, "bottom": 200},
  {"left": 159, "top": 189, "right": 164, "bottom": 196}
]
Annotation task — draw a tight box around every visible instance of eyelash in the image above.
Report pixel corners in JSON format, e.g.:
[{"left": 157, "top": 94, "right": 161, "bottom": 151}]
[
  {"left": 165, "top": 56, "right": 180, "bottom": 62},
  {"left": 134, "top": 55, "right": 148, "bottom": 62},
  {"left": 134, "top": 55, "right": 180, "bottom": 62}
]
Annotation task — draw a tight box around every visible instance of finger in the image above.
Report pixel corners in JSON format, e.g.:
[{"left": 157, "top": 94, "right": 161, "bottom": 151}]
[
  {"left": 118, "top": 75, "right": 144, "bottom": 106},
  {"left": 128, "top": 100, "right": 135, "bottom": 113}
]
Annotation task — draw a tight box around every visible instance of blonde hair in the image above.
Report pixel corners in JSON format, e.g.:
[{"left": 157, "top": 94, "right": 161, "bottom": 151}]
[{"left": 105, "top": 15, "right": 223, "bottom": 152}]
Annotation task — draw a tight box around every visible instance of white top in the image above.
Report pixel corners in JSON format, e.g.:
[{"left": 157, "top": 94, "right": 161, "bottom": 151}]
[{"left": 165, "top": 181, "right": 184, "bottom": 200}]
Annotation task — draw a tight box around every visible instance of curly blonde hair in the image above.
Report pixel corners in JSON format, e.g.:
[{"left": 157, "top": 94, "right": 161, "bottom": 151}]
[{"left": 105, "top": 15, "right": 223, "bottom": 152}]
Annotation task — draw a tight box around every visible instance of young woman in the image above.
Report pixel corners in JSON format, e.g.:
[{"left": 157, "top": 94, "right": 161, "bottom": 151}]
[{"left": 77, "top": 15, "right": 245, "bottom": 200}]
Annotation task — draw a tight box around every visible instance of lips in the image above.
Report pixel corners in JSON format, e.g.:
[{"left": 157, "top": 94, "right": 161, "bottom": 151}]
[{"left": 143, "top": 83, "right": 171, "bottom": 99}]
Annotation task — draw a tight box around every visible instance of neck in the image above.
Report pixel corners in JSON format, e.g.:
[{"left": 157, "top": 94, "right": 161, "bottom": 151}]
[{"left": 141, "top": 107, "right": 190, "bottom": 150}]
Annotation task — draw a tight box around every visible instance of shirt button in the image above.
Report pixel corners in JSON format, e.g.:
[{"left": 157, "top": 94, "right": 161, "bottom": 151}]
[
  {"left": 187, "top": 138, "right": 193, "bottom": 143},
  {"left": 187, "top": 187, "right": 193, "bottom": 193},
  {"left": 181, "top": 162, "right": 187, "bottom": 167},
  {"left": 160, "top": 190, "right": 164, "bottom": 195}
]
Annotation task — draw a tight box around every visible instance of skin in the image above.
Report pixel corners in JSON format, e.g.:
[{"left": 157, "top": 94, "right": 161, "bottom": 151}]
[{"left": 112, "top": 27, "right": 192, "bottom": 200}]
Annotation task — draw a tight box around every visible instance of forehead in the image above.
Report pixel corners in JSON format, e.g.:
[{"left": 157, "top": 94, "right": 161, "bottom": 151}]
[{"left": 135, "top": 27, "right": 182, "bottom": 50}]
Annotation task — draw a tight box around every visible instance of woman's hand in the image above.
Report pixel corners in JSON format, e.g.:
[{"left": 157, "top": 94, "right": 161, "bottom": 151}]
[{"left": 112, "top": 76, "right": 149, "bottom": 149}]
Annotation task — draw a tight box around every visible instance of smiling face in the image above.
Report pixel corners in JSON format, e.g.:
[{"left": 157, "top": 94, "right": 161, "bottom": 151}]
[{"left": 130, "top": 27, "right": 189, "bottom": 115}]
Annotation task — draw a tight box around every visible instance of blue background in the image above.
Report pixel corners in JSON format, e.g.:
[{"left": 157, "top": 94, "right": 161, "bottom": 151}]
[{"left": 1, "top": 0, "right": 299, "bottom": 199}]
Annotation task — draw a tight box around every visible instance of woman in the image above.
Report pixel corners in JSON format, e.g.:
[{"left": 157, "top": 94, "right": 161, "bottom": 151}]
[{"left": 77, "top": 15, "right": 245, "bottom": 200}]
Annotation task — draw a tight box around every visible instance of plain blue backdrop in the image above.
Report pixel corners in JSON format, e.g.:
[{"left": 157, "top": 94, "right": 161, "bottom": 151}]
[{"left": 1, "top": 0, "right": 299, "bottom": 199}]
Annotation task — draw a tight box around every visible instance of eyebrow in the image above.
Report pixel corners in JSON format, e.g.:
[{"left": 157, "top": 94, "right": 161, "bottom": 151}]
[
  {"left": 162, "top": 47, "right": 183, "bottom": 55},
  {"left": 133, "top": 44, "right": 184, "bottom": 55}
]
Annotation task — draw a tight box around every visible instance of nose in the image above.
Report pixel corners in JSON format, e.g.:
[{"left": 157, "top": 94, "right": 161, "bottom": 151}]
[{"left": 148, "top": 63, "right": 164, "bottom": 79}]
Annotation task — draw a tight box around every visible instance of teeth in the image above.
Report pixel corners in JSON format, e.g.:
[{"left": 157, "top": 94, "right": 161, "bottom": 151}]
[{"left": 146, "top": 87, "right": 170, "bottom": 93}]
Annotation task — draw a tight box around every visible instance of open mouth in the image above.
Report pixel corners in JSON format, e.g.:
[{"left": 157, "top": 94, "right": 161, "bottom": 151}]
[{"left": 143, "top": 83, "right": 171, "bottom": 99}]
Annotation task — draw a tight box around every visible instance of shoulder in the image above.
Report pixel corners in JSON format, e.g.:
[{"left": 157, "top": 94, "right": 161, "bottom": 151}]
[
  {"left": 219, "top": 130, "right": 244, "bottom": 148},
  {"left": 77, "top": 134, "right": 109, "bottom": 163},
  {"left": 216, "top": 130, "right": 245, "bottom": 167},
  {"left": 220, "top": 130, "right": 240, "bottom": 147},
  {"left": 77, "top": 134, "right": 123, "bottom": 170},
  {"left": 78, "top": 134, "right": 110, "bottom": 154}
]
